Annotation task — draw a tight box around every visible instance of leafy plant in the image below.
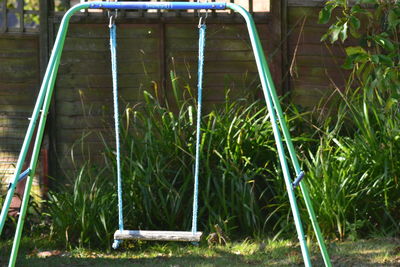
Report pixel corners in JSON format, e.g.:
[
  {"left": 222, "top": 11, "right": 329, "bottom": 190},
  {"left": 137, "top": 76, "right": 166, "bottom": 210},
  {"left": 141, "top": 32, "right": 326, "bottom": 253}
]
[
  {"left": 305, "top": 0, "right": 400, "bottom": 240},
  {"left": 46, "top": 75, "right": 318, "bottom": 248},
  {"left": 46, "top": 163, "right": 116, "bottom": 249},
  {"left": 105, "top": 86, "right": 281, "bottom": 238},
  {"left": 319, "top": 0, "right": 399, "bottom": 93}
]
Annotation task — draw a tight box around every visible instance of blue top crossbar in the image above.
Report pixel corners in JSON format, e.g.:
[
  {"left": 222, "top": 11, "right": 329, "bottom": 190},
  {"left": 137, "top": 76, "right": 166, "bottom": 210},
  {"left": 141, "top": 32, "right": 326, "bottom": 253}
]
[{"left": 89, "top": 2, "right": 226, "bottom": 10}]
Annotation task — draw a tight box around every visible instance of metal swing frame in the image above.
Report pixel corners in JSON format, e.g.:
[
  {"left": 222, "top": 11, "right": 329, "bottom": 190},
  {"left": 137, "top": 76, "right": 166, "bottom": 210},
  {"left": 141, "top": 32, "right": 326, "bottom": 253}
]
[{"left": 0, "top": 2, "right": 332, "bottom": 267}]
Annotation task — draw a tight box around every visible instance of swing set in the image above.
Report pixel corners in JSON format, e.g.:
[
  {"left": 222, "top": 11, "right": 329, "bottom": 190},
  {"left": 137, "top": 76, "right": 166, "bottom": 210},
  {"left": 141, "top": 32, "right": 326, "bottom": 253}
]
[{"left": 0, "top": 2, "right": 332, "bottom": 267}]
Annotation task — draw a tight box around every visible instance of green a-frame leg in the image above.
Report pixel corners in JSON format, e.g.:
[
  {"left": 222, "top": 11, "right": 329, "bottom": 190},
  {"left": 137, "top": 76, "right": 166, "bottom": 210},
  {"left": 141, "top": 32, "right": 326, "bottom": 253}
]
[{"left": 0, "top": 2, "right": 331, "bottom": 267}]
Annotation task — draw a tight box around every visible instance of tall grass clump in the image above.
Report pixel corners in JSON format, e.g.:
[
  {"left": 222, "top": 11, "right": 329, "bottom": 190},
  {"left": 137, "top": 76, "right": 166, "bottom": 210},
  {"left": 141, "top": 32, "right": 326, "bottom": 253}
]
[
  {"left": 46, "top": 72, "right": 316, "bottom": 248},
  {"left": 105, "top": 85, "right": 282, "bottom": 238},
  {"left": 46, "top": 163, "right": 116, "bottom": 249},
  {"left": 303, "top": 95, "right": 400, "bottom": 239},
  {"left": 303, "top": 0, "right": 400, "bottom": 240}
]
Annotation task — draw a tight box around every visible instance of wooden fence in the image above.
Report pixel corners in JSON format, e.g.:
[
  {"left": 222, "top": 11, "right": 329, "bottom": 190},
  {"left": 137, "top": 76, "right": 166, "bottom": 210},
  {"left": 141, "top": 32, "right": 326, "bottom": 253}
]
[
  {"left": 286, "top": 0, "right": 351, "bottom": 107},
  {"left": 0, "top": 35, "right": 44, "bottom": 195},
  {"left": 46, "top": 0, "right": 279, "bottom": 178},
  {"left": 0, "top": 0, "right": 347, "bottom": 183},
  {"left": 0, "top": 0, "right": 46, "bottom": 197}
]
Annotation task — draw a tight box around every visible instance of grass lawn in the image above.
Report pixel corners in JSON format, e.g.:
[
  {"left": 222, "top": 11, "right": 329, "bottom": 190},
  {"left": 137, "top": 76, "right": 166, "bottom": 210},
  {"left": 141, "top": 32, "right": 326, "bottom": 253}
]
[{"left": 1, "top": 237, "right": 400, "bottom": 266}]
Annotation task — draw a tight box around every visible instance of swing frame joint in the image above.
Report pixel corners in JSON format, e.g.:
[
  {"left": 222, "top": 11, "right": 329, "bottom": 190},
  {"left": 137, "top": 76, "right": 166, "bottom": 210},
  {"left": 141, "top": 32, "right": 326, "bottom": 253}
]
[
  {"left": 292, "top": 171, "right": 305, "bottom": 189},
  {"left": 7, "top": 169, "right": 31, "bottom": 190}
]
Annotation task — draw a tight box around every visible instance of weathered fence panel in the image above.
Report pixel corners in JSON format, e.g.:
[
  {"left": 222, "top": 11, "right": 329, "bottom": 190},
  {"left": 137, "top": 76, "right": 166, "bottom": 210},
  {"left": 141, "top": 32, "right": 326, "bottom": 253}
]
[
  {"left": 44, "top": 0, "right": 276, "bottom": 178},
  {"left": 52, "top": 20, "right": 273, "bottom": 177},
  {"left": 0, "top": 0, "right": 350, "bottom": 182},
  {"left": 0, "top": 34, "right": 45, "bottom": 198},
  {"left": 287, "top": 1, "right": 350, "bottom": 107}
]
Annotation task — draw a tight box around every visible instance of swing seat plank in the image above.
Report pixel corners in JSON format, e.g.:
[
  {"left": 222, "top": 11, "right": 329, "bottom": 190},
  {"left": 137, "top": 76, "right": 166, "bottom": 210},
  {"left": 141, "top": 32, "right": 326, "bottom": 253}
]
[{"left": 114, "top": 230, "right": 202, "bottom": 242}]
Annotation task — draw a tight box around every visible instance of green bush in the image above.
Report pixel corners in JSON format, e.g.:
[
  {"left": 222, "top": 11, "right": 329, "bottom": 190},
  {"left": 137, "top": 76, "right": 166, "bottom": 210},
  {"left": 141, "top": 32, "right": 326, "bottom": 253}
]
[
  {"left": 46, "top": 81, "right": 400, "bottom": 249},
  {"left": 46, "top": 164, "right": 116, "bottom": 249},
  {"left": 46, "top": 83, "right": 312, "bottom": 248},
  {"left": 303, "top": 0, "right": 400, "bottom": 240}
]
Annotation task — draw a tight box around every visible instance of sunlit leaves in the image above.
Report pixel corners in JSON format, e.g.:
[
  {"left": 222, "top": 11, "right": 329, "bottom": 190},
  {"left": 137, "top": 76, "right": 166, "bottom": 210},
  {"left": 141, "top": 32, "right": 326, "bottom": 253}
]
[{"left": 319, "top": 4, "right": 337, "bottom": 24}]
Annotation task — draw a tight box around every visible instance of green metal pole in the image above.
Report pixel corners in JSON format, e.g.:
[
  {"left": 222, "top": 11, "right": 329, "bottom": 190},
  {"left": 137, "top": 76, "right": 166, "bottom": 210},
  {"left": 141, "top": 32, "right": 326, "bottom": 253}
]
[
  {"left": 0, "top": 60, "right": 50, "bottom": 235},
  {"left": 6, "top": 4, "right": 90, "bottom": 266},
  {"left": 227, "top": 3, "right": 312, "bottom": 266},
  {"left": 252, "top": 49, "right": 332, "bottom": 266},
  {"left": 8, "top": 66, "right": 57, "bottom": 267},
  {"left": 227, "top": 3, "right": 331, "bottom": 267}
]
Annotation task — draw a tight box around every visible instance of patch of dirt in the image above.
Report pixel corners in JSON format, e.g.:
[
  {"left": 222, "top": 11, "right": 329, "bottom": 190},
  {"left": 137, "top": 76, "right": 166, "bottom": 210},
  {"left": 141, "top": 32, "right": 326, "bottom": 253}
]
[{"left": 36, "top": 250, "right": 62, "bottom": 258}]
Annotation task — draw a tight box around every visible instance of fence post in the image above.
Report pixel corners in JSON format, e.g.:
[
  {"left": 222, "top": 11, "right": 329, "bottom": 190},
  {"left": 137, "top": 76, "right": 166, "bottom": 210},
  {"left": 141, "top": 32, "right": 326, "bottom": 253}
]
[
  {"left": 281, "top": 0, "right": 290, "bottom": 95},
  {"left": 39, "top": 0, "right": 52, "bottom": 188},
  {"left": 39, "top": 0, "right": 50, "bottom": 80},
  {"left": 1, "top": 0, "right": 7, "bottom": 33},
  {"left": 270, "top": 0, "right": 283, "bottom": 94}
]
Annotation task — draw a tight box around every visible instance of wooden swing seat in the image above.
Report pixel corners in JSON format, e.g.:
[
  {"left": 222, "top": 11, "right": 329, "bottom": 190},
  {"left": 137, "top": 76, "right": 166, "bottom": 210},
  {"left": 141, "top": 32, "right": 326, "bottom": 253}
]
[{"left": 114, "top": 230, "right": 203, "bottom": 242}]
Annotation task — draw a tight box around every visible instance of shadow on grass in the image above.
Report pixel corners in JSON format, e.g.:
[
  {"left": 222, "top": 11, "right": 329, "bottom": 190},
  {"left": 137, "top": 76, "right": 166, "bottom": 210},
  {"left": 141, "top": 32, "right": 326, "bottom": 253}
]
[
  {"left": 7, "top": 253, "right": 301, "bottom": 267},
  {"left": 0, "top": 239, "right": 303, "bottom": 267},
  {"left": 2, "top": 238, "right": 399, "bottom": 266}
]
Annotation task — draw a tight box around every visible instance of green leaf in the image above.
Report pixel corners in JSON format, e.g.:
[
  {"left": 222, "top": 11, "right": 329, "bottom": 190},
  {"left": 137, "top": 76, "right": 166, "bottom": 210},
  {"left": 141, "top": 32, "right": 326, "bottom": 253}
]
[
  {"left": 388, "top": 9, "right": 400, "bottom": 29},
  {"left": 320, "top": 33, "right": 329, "bottom": 42},
  {"left": 349, "top": 16, "right": 361, "bottom": 29},
  {"left": 374, "top": 55, "right": 393, "bottom": 66},
  {"left": 355, "top": 62, "right": 367, "bottom": 77},
  {"left": 384, "top": 98, "right": 398, "bottom": 112},
  {"left": 340, "top": 21, "right": 348, "bottom": 42},
  {"left": 349, "top": 16, "right": 361, "bottom": 38},
  {"left": 330, "top": 25, "right": 342, "bottom": 43},
  {"left": 355, "top": 52, "right": 371, "bottom": 63},
  {"left": 349, "top": 26, "right": 362, "bottom": 39},
  {"left": 351, "top": 4, "right": 364, "bottom": 14},
  {"left": 319, "top": 4, "right": 336, "bottom": 24},
  {"left": 373, "top": 35, "right": 395, "bottom": 52},
  {"left": 345, "top": 46, "right": 367, "bottom": 56},
  {"left": 370, "top": 54, "right": 380, "bottom": 64},
  {"left": 342, "top": 56, "right": 355, "bottom": 70},
  {"left": 360, "top": 61, "right": 372, "bottom": 82}
]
